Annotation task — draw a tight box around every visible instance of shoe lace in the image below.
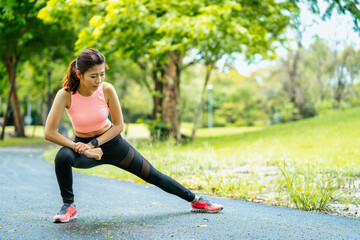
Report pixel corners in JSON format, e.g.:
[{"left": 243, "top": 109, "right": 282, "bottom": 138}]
[
  {"left": 58, "top": 203, "right": 71, "bottom": 215},
  {"left": 197, "top": 197, "right": 213, "bottom": 206},
  {"left": 203, "top": 199, "right": 213, "bottom": 206}
]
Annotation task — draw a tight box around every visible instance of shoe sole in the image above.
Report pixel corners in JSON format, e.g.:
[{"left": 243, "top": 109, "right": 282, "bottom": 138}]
[
  {"left": 53, "top": 215, "right": 77, "bottom": 223},
  {"left": 191, "top": 208, "right": 223, "bottom": 213}
]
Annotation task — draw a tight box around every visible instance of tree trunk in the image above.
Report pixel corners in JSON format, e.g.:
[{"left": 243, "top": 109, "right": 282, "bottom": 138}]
[
  {"left": 316, "top": 68, "right": 325, "bottom": 102},
  {"left": 3, "top": 54, "right": 25, "bottom": 137},
  {"left": 151, "top": 69, "right": 163, "bottom": 120},
  {"left": 283, "top": 28, "right": 304, "bottom": 118},
  {"left": 161, "top": 51, "right": 181, "bottom": 140},
  {"left": 175, "top": 54, "right": 182, "bottom": 142},
  {"left": 137, "top": 61, "right": 163, "bottom": 127},
  {"left": 191, "top": 64, "right": 214, "bottom": 141},
  {"left": 41, "top": 95, "right": 47, "bottom": 127},
  {"left": 47, "top": 69, "right": 52, "bottom": 114},
  {"left": 334, "top": 50, "right": 350, "bottom": 108},
  {"left": 123, "top": 106, "right": 130, "bottom": 136},
  {"left": 0, "top": 82, "right": 14, "bottom": 140},
  {"left": 334, "top": 67, "right": 346, "bottom": 107},
  {"left": 289, "top": 39, "right": 302, "bottom": 107},
  {"left": 32, "top": 102, "right": 39, "bottom": 138}
]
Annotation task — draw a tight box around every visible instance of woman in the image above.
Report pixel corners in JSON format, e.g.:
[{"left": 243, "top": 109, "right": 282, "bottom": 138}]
[{"left": 45, "top": 48, "right": 223, "bottom": 223}]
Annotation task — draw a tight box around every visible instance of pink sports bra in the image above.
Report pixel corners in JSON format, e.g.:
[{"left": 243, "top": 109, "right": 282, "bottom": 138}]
[{"left": 65, "top": 84, "right": 110, "bottom": 133}]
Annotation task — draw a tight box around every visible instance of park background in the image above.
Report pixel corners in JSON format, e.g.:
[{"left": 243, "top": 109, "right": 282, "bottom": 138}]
[{"left": 1, "top": 0, "right": 360, "bottom": 217}]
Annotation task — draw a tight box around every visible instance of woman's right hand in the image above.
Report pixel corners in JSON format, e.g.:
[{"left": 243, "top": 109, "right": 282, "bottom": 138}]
[
  {"left": 84, "top": 148, "right": 103, "bottom": 160},
  {"left": 73, "top": 142, "right": 91, "bottom": 154}
]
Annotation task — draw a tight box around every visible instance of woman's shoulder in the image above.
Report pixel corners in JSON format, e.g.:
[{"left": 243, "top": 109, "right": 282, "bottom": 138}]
[
  {"left": 56, "top": 88, "right": 72, "bottom": 108},
  {"left": 102, "top": 82, "right": 114, "bottom": 91},
  {"left": 102, "top": 82, "right": 116, "bottom": 95},
  {"left": 57, "top": 88, "right": 72, "bottom": 97},
  {"left": 102, "top": 82, "right": 117, "bottom": 103}
]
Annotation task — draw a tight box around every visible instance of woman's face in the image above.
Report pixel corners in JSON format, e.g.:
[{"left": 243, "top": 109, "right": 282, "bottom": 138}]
[{"left": 77, "top": 63, "right": 105, "bottom": 93}]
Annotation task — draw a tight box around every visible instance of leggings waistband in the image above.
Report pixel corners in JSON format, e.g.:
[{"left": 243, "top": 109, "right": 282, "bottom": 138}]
[{"left": 74, "top": 125, "right": 113, "bottom": 142}]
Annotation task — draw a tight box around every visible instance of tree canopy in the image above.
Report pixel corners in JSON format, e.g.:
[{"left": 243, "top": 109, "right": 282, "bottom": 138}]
[{"left": 39, "top": 0, "right": 299, "bottom": 140}]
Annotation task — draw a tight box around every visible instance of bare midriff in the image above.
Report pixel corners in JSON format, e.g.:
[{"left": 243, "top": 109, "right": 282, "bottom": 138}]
[{"left": 74, "top": 122, "right": 112, "bottom": 138}]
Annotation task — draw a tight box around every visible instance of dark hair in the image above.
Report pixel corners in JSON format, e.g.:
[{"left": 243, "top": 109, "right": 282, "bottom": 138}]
[{"left": 63, "top": 48, "right": 107, "bottom": 94}]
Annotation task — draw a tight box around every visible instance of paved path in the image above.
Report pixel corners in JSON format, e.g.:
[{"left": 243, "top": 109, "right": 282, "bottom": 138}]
[{"left": 0, "top": 146, "right": 359, "bottom": 239}]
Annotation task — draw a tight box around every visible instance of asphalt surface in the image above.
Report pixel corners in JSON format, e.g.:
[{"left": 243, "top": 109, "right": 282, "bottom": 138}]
[{"left": 0, "top": 146, "right": 360, "bottom": 240}]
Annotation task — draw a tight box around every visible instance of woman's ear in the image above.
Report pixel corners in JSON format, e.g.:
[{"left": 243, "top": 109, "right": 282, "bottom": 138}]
[{"left": 76, "top": 70, "right": 82, "bottom": 80}]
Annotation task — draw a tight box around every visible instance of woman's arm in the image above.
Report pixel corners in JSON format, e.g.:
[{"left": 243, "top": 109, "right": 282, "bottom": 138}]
[
  {"left": 45, "top": 89, "right": 103, "bottom": 160},
  {"left": 44, "top": 89, "right": 77, "bottom": 149},
  {"left": 90, "top": 82, "right": 124, "bottom": 147}
]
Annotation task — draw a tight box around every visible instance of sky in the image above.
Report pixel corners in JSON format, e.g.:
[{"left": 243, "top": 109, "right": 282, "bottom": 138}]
[{"left": 230, "top": 2, "right": 360, "bottom": 77}]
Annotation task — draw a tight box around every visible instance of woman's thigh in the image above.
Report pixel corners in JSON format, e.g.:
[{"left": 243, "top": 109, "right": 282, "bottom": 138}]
[
  {"left": 55, "top": 146, "right": 102, "bottom": 169},
  {"left": 100, "top": 135, "right": 142, "bottom": 170},
  {"left": 100, "top": 135, "right": 129, "bottom": 163}
]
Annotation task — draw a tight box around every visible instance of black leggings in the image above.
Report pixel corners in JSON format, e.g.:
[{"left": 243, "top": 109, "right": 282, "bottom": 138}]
[{"left": 54, "top": 134, "right": 196, "bottom": 204}]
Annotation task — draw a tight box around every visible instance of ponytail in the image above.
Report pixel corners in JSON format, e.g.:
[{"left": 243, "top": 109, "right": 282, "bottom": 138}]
[{"left": 62, "top": 59, "right": 80, "bottom": 94}]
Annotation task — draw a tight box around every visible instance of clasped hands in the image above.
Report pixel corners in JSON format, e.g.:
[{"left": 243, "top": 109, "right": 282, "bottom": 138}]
[{"left": 73, "top": 142, "right": 103, "bottom": 160}]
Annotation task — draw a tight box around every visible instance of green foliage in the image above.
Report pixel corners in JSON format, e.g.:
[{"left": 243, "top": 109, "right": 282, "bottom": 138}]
[
  {"left": 180, "top": 64, "right": 203, "bottom": 122},
  {"left": 0, "top": 0, "right": 74, "bottom": 59},
  {"left": 219, "top": 82, "right": 267, "bottom": 126},
  {"left": 111, "top": 0, "right": 291, "bottom": 56},
  {"left": 106, "top": 59, "right": 152, "bottom": 122},
  {"left": 38, "top": 0, "right": 298, "bottom": 139},
  {"left": 39, "top": 0, "right": 298, "bottom": 74},
  {"left": 187, "top": 68, "right": 270, "bottom": 127},
  {"left": 246, "top": 37, "right": 360, "bottom": 123},
  {"left": 37, "top": 0, "right": 106, "bottom": 32},
  {"left": 0, "top": 64, "right": 8, "bottom": 114},
  {"left": 183, "top": 41, "right": 359, "bottom": 127}
]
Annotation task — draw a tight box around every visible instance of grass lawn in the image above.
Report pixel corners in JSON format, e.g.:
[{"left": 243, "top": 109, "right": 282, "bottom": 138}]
[
  {"left": 0, "top": 136, "right": 47, "bottom": 147},
  {"left": 44, "top": 107, "right": 360, "bottom": 214},
  {"left": 0, "top": 126, "right": 47, "bottom": 147}
]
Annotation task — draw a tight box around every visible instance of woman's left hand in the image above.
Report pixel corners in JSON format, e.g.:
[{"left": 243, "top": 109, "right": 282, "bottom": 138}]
[{"left": 73, "top": 142, "right": 91, "bottom": 154}]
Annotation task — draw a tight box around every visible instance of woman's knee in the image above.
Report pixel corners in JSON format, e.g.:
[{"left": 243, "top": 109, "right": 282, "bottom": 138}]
[{"left": 55, "top": 147, "right": 75, "bottom": 166}]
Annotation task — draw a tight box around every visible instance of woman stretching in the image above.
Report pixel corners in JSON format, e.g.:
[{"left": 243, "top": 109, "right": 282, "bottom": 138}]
[{"left": 45, "top": 48, "right": 223, "bottom": 223}]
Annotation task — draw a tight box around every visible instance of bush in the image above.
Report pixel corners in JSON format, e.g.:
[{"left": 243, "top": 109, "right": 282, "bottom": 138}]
[{"left": 277, "top": 102, "right": 302, "bottom": 122}]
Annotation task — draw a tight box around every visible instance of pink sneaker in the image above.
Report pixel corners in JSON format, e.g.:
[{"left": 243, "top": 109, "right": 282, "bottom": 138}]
[
  {"left": 190, "top": 196, "right": 223, "bottom": 213},
  {"left": 53, "top": 203, "right": 77, "bottom": 223}
]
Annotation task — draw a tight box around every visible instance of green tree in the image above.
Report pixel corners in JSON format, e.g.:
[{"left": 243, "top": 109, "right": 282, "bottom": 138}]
[
  {"left": 0, "top": 0, "right": 74, "bottom": 138},
  {"left": 333, "top": 46, "right": 360, "bottom": 107},
  {"left": 189, "top": 1, "right": 298, "bottom": 139},
  {"left": 248, "top": 36, "right": 360, "bottom": 122},
  {"left": 303, "top": 37, "right": 334, "bottom": 103}
]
